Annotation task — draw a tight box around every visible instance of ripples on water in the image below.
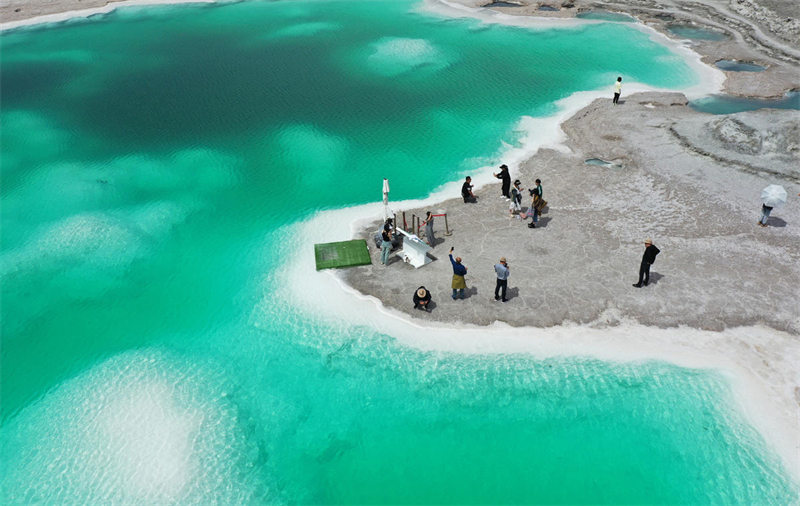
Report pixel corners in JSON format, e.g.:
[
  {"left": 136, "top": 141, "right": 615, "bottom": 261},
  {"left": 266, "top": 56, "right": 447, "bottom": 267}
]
[{"left": 0, "top": 0, "right": 796, "bottom": 504}]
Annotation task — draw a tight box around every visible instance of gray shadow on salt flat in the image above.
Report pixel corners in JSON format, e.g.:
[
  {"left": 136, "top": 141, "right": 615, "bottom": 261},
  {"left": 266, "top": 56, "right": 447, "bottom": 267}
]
[
  {"left": 648, "top": 272, "right": 665, "bottom": 285},
  {"left": 416, "top": 300, "right": 437, "bottom": 312},
  {"left": 506, "top": 286, "right": 520, "bottom": 301},
  {"left": 767, "top": 217, "right": 787, "bottom": 228},
  {"left": 536, "top": 217, "right": 553, "bottom": 228},
  {"left": 431, "top": 237, "right": 447, "bottom": 248}
]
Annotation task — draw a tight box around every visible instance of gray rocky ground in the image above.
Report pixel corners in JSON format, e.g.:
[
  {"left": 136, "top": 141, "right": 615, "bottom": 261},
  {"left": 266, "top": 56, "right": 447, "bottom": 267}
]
[{"left": 343, "top": 92, "right": 800, "bottom": 334}]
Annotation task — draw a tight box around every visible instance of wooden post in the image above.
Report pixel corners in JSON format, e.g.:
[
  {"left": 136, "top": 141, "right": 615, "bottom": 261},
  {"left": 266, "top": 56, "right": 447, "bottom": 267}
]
[
  {"left": 402, "top": 211, "right": 407, "bottom": 232},
  {"left": 443, "top": 212, "right": 451, "bottom": 236}
]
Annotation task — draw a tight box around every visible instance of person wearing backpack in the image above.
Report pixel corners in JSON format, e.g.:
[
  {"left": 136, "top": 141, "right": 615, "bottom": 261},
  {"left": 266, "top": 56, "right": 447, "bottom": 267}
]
[
  {"left": 527, "top": 179, "right": 543, "bottom": 228},
  {"left": 633, "top": 239, "right": 660, "bottom": 287}
]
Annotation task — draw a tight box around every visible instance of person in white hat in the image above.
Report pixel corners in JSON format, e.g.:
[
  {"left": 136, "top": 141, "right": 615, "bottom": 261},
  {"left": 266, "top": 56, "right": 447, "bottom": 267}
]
[{"left": 413, "top": 286, "right": 431, "bottom": 312}]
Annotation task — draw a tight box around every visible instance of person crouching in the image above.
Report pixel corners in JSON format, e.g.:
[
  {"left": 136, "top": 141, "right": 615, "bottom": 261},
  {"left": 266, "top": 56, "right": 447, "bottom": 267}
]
[{"left": 414, "top": 287, "right": 432, "bottom": 312}]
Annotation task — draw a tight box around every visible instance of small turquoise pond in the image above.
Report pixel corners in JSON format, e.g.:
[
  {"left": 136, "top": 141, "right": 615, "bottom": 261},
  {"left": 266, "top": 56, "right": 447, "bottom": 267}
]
[
  {"left": 668, "top": 24, "right": 728, "bottom": 41},
  {"left": 715, "top": 59, "right": 767, "bottom": 72}
]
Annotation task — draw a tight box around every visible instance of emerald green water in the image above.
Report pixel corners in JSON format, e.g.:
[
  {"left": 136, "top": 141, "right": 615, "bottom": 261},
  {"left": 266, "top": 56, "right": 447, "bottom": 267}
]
[{"left": 0, "top": 0, "right": 796, "bottom": 503}]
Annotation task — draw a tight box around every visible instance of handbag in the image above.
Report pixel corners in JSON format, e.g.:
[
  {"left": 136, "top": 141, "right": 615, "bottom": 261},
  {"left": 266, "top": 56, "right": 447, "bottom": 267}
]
[{"left": 535, "top": 198, "right": 548, "bottom": 211}]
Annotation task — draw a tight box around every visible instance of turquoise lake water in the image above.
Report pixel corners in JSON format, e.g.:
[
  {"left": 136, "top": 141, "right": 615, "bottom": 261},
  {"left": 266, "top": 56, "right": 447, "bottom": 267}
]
[{"left": 1, "top": 0, "right": 797, "bottom": 503}]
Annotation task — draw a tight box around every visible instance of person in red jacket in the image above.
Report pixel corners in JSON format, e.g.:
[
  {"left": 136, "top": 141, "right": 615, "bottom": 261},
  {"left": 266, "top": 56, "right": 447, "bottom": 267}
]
[{"left": 633, "top": 239, "right": 660, "bottom": 288}]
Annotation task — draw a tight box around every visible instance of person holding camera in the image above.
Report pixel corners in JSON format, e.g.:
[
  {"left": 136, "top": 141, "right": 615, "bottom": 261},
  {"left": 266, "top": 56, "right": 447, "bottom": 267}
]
[
  {"left": 494, "top": 257, "right": 510, "bottom": 303},
  {"left": 493, "top": 164, "right": 511, "bottom": 199},
  {"left": 449, "top": 247, "right": 468, "bottom": 300}
]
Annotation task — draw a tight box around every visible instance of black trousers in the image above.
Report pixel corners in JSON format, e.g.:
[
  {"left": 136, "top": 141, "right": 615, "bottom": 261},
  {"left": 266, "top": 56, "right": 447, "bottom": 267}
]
[
  {"left": 495, "top": 279, "right": 508, "bottom": 301},
  {"left": 613, "top": 92, "right": 620, "bottom": 104},
  {"left": 637, "top": 262, "right": 650, "bottom": 285},
  {"left": 501, "top": 181, "right": 510, "bottom": 198}
]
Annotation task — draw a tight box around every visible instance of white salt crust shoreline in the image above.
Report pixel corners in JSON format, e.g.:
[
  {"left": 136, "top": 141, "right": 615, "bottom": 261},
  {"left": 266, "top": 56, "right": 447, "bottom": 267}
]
[
  {"left": 5, "top": 0, "right": 797, "bottom": 490},
  {"left": 289, "top": 204, "right": 800, "bottom": 487},
  {"left": 284, "top": 4, "right": 796, "bottom": 480},
  {"left": 0, "top": 0, "right": 214, "bottom": 31}
]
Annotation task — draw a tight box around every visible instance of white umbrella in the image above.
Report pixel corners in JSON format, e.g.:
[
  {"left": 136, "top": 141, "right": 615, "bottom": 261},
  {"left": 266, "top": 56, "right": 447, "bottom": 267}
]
[
  {"left": 761, "top": 185, "right": 787, "bottom": 207},
  {"left": 382, "top": 178, "right": 391, "bottom": 221}
]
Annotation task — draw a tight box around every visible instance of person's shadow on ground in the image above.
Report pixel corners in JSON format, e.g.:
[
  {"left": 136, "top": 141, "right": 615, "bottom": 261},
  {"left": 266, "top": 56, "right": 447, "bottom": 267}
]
[
  {"left": 431, "top": 237, "right": 447, "bottom": 248},
  {"left": 648, "top": 272, "right": 665, "bottom": 285},
  {"left": 767, "top": 217, "right": 787, "bottom": 228},
  {"left": 463, "top": 286, "right": 478, "bottom": 299},
  {"left": 537, "top": 217, "right": 552, "bottom": 228},
  {"left": 504, "top": 287, "right": 520, "bottom": 301}
]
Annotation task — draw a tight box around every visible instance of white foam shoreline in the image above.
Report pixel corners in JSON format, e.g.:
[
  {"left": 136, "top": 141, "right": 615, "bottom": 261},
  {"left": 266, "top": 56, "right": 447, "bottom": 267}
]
[
  {"left": 0, "top": 0, "right": 215, "bottom": 31},
  {"left": 289, "top": 204, "right": 800, "bottom": 486},
  {"left": 280, "top": 1, "right": 796, "bottom": 482},
  {"left": 7, "top": 0, "right": 796, "bottom": 487}
]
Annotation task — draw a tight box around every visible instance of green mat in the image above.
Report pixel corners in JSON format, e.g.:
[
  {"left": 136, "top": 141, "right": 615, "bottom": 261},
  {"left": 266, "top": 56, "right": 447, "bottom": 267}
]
[{"left": 314, "top": 239, "right": 372, "bottom": 270}]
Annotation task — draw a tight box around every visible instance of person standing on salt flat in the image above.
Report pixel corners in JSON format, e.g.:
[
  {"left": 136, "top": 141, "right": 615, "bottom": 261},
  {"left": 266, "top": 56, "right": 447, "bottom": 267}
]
[
  {"left": 759, "top": 184, "right": 787, "bottom": 227},
  {"left": 380, "top": 225, "right": 393, "bottom": 266},
  {"left": 613, "top": 76, "right": 622, "bottom": 105},
  {"left": 493, "top": 164, "right": 511, "bottom": 199},
  {"left": 509, "top": 180, "right": 523, "bottom": 217},
  {"left": 633, "top": 239, "right": 660, "bottom": 287},
  {"left": 449, "top": 247, "right": 468, "bottom": 300},
  {"left": 494, "top": 257, "right": 510, "bottom": 303},
  {"left": 422, "top": 211, "right": 436, "bottom": 248}
]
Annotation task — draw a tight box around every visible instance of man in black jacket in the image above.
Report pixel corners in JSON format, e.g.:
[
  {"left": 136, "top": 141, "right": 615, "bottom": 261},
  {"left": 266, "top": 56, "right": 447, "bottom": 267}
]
[
  {"left": 493, "top": 164, "right": 511, "bottom": 199},
  {"left": 413, "top": 286, "right": 432, "bottom": 311},
  {"left": 633, "top": 239, "right": 660, "bottom": 288},
  {"left": 461, "top": 176, "right": 477, "bottom": 203}
]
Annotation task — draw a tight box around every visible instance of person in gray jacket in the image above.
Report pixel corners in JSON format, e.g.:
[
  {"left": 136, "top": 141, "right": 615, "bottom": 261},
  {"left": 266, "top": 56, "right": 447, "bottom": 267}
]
[{"left": 494, "top": 257, "right": 510, "bottom": 303}]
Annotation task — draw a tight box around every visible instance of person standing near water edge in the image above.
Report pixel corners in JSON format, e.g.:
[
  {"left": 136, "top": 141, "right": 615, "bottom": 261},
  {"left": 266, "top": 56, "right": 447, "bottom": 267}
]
[
  {"left": 494, "top": 257, "right": 510, "bottom": 303},
  {"left": 633, "top": 239, "right": 660, "bottom": 287},
  {"left": 613, "top": 76, "right": 622, "bottom": 104},
  {"left": 449, "top": 247, "right": 468, "bottom": 300},
  {"left": 494, "top": 164, "right": 511, "bottom": 199},
  {"left": 380, "top": 226, "right": 392, "bottom": 266},
  {"left": 422, "top": 211, "right": 436, "bottom": 247}
]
